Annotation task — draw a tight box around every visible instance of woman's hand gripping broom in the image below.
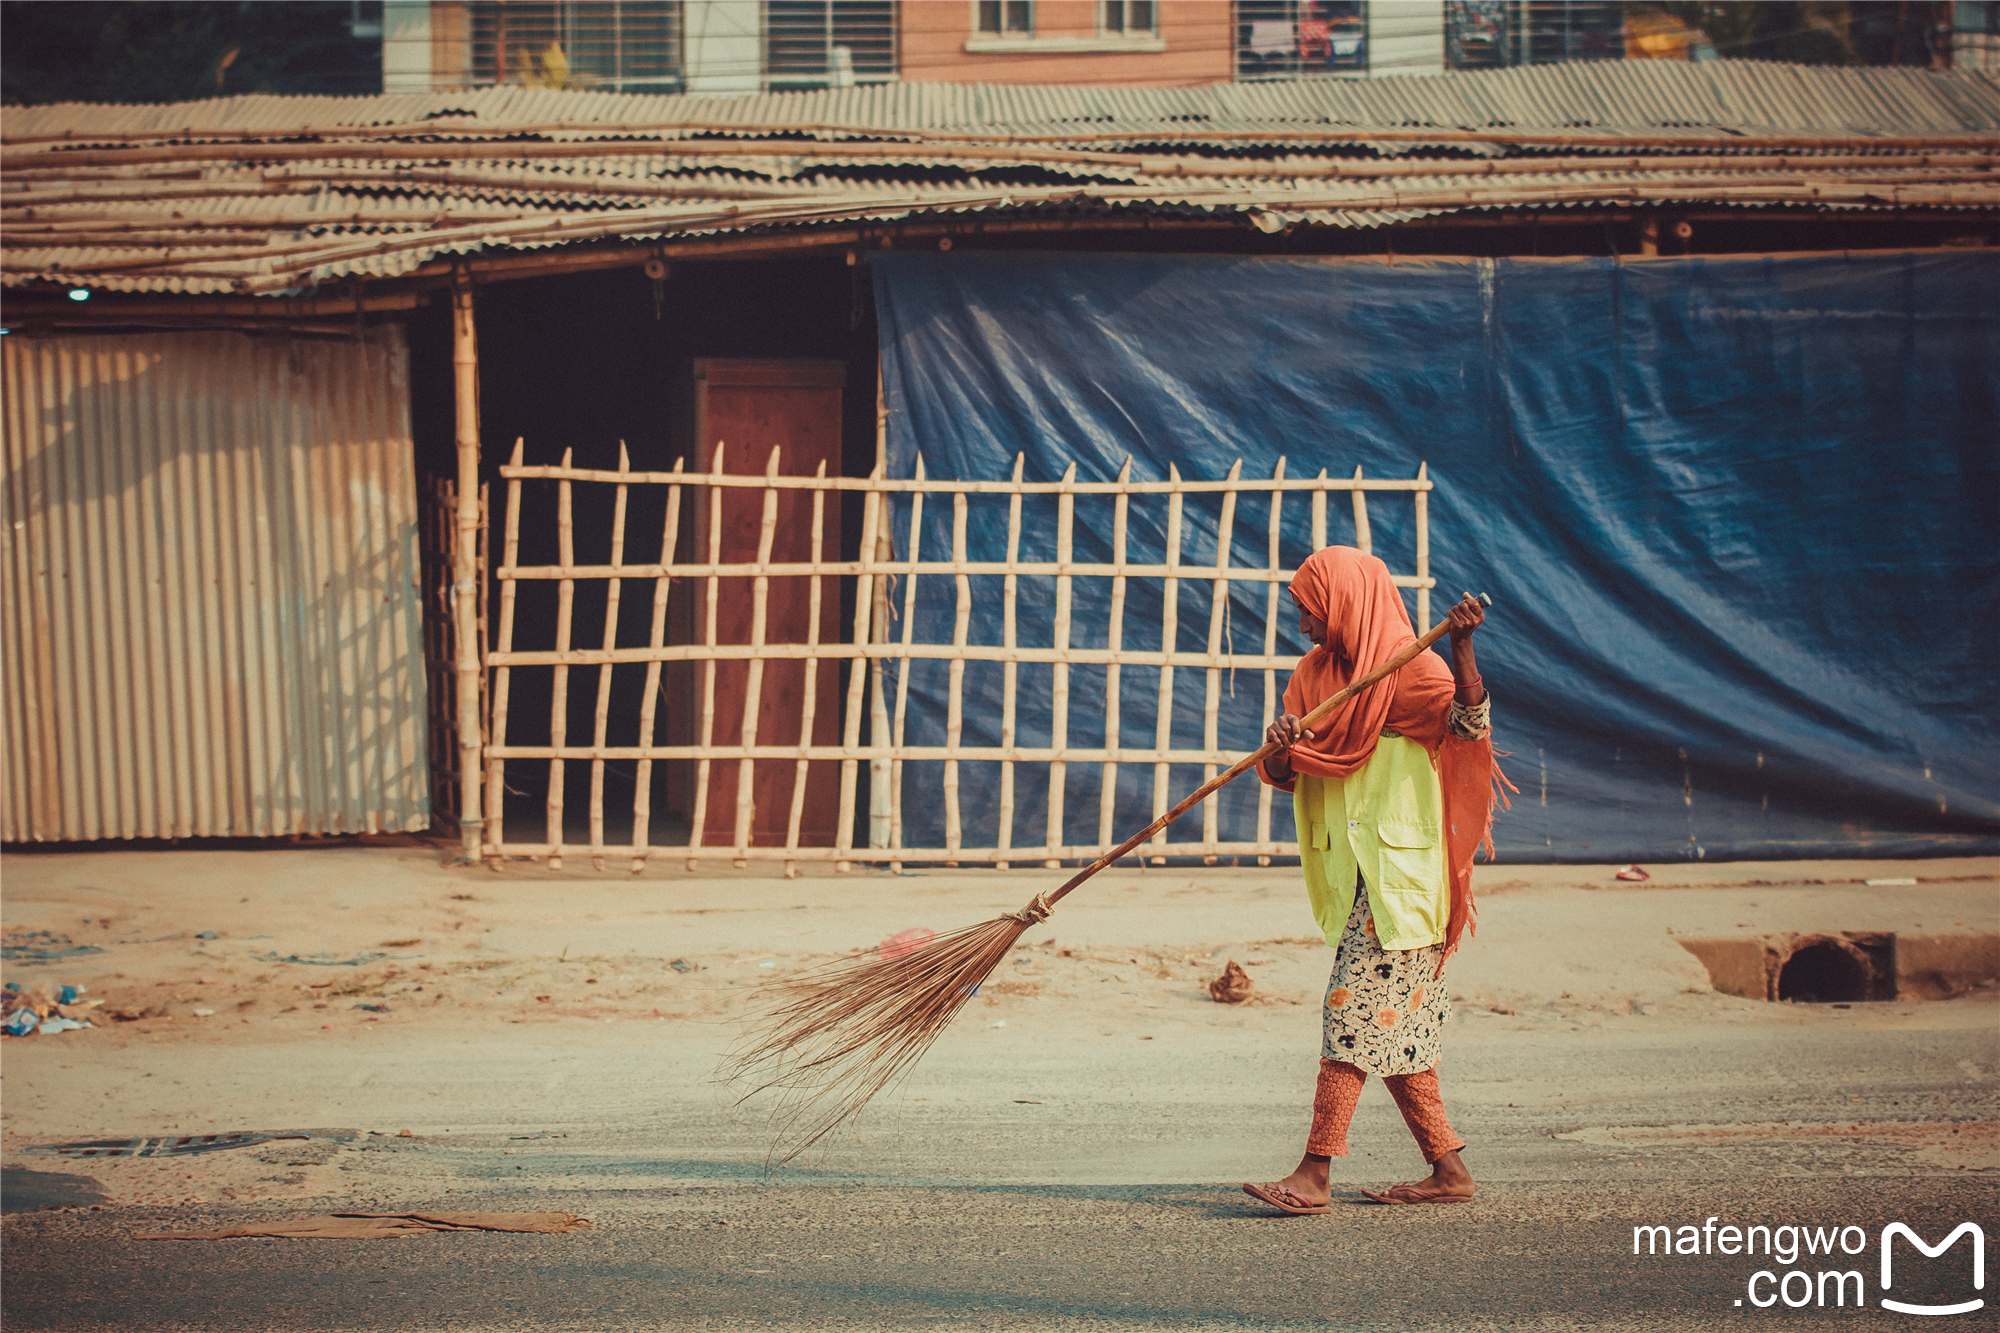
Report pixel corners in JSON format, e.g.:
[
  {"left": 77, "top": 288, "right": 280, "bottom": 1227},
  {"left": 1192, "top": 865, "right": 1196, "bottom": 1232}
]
[{"left": 727, "top": 596, "right": 1493, "bottom": 1157}]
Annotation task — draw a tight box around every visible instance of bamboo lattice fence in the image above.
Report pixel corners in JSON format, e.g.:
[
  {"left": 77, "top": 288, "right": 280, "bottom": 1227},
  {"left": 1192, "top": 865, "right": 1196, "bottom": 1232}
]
[{"left": 481, "top": 443, "right": 1435, "bottom": 874}]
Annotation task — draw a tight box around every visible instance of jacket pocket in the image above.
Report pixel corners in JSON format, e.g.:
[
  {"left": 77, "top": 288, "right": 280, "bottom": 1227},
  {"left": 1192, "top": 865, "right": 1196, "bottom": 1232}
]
[
  {"left": 1308, "top": 820, "right": 1332, "bottom": 851},
  {"left": 1376, "top": 821, "right": 1439, "bottom": 850}
]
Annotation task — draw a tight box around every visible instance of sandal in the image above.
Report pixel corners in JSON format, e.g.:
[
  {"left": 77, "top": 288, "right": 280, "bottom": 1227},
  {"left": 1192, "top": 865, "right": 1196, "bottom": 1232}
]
[
  {"left": 1360, "top": 1181, "right": 1473, "bottom": 1205},
  {"left": 1242, "top": 1181, "right": 1331, "bottom": 1215}
]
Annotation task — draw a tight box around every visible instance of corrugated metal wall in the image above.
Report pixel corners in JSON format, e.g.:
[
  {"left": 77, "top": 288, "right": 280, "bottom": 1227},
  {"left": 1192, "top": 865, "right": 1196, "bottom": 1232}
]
[{"left": 1, "top": 327, "right": 430, "bottom": 840}]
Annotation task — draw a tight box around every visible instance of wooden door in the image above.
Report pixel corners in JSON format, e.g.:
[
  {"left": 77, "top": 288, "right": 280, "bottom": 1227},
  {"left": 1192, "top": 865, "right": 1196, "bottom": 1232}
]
[{"left": 692, "top": 359, "right": 845, "bottom": 848}]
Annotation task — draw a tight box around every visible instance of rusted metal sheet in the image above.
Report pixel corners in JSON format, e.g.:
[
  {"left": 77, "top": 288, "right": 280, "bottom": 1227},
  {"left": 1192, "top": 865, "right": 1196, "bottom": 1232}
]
[
  {"left": 0, "top": 326, "right": 429, "bottom": 840},
  {"left": 3, "top": 66, "right": 1995, "bottom": 295}
]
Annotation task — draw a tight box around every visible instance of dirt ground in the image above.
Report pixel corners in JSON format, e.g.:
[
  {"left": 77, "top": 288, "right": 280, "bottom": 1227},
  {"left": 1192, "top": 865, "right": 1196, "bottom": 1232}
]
[{"left": 4, "top": 847, "right": 1996, "bottom": 1213}]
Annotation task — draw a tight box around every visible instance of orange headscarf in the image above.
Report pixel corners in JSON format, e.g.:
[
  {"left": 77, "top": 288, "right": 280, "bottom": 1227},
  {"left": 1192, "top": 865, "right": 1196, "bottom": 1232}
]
[
  {"left": 1262, "top": 546, "right": 1511, "bottom": 971},
  {"left": 1277, "top": 546, "right": 1455, "bottom": 776}
]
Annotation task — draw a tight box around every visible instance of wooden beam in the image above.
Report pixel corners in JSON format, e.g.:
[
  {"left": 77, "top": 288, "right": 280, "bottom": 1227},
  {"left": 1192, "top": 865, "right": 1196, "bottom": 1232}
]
[{"left": 450, "top": 269, "right": 485, "bottom": 864}]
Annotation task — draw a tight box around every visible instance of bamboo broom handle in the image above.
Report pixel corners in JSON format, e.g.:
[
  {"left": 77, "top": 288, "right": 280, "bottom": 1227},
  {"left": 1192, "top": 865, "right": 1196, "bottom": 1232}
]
[{"left": 1037, "top": 593, "right": 1491, "bottom": 911}]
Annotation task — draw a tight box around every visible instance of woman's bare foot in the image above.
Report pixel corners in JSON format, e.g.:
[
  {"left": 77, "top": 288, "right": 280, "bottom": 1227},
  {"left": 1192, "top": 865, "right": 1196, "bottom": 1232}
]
[
  {"left": 1361, "top": 1148, "right": 1475, "bottom": 1204},
  {"left": 1242, "top": 1152, "right": 1333, "bottom": 1214}
]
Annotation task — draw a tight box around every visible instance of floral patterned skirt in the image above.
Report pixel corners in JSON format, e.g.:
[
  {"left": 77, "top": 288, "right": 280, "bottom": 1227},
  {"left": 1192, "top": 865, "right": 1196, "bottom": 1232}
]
[{"left": 1321, "top": 884, "right": 1450, "bottom": 1075}]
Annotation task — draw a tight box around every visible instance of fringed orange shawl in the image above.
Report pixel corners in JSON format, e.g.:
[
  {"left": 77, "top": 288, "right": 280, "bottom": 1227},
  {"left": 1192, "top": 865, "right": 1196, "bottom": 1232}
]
[{"left": 1267, "top": 547, "right": 1512, "bottom": 971}]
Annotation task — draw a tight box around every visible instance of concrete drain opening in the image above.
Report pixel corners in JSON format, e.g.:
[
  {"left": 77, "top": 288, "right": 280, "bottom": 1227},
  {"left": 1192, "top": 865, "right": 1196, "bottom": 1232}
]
[
  {"left": 1776, "top": 938, "right": 1883, "bottom": 1003},
  {"left": 1677, "top": 931, "right": 1998, "bottom": 1003}
]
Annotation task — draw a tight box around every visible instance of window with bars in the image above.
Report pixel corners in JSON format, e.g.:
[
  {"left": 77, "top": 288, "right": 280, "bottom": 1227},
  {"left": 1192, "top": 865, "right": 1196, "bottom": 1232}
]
[
  {"left": 469, "top": 2, "right": 682, "bottom": 91},
  {"left": 1235, "top": 1, "right": 1367, "bottom": 79},
  {"left": 977, "top": 1, "right": 1033, "bottom": 35},
  {"left": 768, "top": 0, "right": 899, "bottom": 88},
  {"left": 1445, "top": 0, "right": 1625, "bottom": 70},
  {"left": 1101, "top": 0, "right": 1155, "bottom": 33}
]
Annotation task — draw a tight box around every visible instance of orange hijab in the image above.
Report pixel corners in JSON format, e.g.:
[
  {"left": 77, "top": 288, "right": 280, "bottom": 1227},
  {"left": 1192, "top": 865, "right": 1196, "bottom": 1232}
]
[{"left": 1267, "top": 546, "right": 1510, "bottom": 970}]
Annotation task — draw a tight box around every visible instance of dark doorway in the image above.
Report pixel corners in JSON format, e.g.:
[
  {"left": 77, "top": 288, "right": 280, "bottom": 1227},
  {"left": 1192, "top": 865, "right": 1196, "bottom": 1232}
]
[{"left": 408, "top": 257, "right": 881, "bottom": 854}]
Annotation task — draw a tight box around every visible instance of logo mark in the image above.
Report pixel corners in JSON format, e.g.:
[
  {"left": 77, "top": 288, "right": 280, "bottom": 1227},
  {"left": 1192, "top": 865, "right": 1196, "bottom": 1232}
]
[{"left": 1881, "top": 1222, "right": 1985, "bottom": 1317}]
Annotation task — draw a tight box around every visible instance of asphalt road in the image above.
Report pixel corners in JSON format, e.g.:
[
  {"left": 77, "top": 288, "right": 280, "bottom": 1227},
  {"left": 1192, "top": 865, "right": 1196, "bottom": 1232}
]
[{"left": 6, "top": 998, "right": 1996, "bottom": 1331}]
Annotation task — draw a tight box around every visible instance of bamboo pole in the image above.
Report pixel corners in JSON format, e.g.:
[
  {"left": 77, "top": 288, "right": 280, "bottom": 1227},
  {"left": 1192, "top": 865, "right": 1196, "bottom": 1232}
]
[
  {"left": 1150, "top": 463, "right": 1184, "bottom": 865},
  {"left": 1258, "top": 457, "right": 1285, "bottom": 866},
  {"left": 887, "top": 456, "right": 925, "bottom": 873},
  {"left": 629, "top": 457, "right": 683, "bottom": 872},
  {"left": 731, "top": 447, "right": 782, "bottom": 867},
  {"left": 499, "top": 557, "right": 1425, "bottom": 582},
  {"left": 449, "top": 272, "right": 484, "bottom": 863},
  {"left": 1414, "top": 461, "right": 1430, "bottom": 633},
  {"left": 1311, "top": 471, "right": 1327, "bottom": 551},
  {"left": 866, "top": 495, "right": 892, "bottom": 855},
  {"left": 1201, "top": 460, "right": 1242, "bottom": 865},
  {"left": 1097, "top": 457, "right": 1131, "bottom": 859},
  {"left": 837, "top": 475, "right": 881, "bottom": 872},
  {"left": 996, "top": 454, "right": 1024, "bottom": 869},
  {"left": 483, "top": 438, "right": 525, "bottom": 865},
  {"left": 587, "top": 441, "right": 630, "bottom": 871},
  {"left": 12, "top": 111, "right": 1992, "bottom": 155},
  {"left": 784, "top": 460, "right": 828, "bottom": 880},
  {"left": 1044, "top": 461, "right": 1077, "bottom": 868},
  {"left": 493, "top": 741, "right": 1324, "bottom": 764},
  {"left": 1350, "top": 466, "right": 1370, "bottom": 555},
  {"left": 686, "top": 443, "right": 726, "bottom": 870},
  {"left": 546, "top": 447, "right": 576, "bottom": 870},
  {"left": 496, "top": 462, "right": 1427, "bottom": 495},
  {"left": 488, "top": 643, "right": 1391, "bottom": 671},
  {"left": 943, "top": 489, "right": 970, "bottom": 865}
]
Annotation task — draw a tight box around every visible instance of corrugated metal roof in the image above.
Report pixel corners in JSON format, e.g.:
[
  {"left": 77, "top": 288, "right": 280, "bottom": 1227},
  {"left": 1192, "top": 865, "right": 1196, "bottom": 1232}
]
[
  {"left": 4, "top": 63, "right": 1995, "bottom": 294},
  {"left": 1, "top": 327, "right": 431, "bottom": 839}
]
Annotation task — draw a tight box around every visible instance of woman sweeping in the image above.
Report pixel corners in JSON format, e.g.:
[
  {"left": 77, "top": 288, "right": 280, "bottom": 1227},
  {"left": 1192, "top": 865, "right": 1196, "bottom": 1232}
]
[{"left": 1243, "top": 546, "right": 1498, "bottom": 1214}]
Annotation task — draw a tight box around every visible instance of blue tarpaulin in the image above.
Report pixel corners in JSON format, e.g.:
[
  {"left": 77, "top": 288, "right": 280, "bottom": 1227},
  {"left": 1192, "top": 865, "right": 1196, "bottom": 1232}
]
[{"left": 872, "top": 250, "right": 2000, "bottom": 862}]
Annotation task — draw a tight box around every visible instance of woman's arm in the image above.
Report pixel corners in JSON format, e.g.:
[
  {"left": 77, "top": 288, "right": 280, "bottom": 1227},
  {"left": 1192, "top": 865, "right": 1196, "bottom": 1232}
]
[{"left": 1446, "top": 593, "right": 1486, "bottom": 706}]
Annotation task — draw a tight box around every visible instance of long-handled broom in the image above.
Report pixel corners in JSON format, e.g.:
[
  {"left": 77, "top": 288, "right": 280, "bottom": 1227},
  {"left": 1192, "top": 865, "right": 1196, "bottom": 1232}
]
[{"left": 727, "top": 594, "right": 1492, "bottom": 1158}]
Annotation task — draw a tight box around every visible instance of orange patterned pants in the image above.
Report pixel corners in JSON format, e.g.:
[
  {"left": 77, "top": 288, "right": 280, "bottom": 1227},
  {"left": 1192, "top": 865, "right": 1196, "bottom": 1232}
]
[{"left": 1305, "top": 1057, "right": 1466, "bottom": 1162}]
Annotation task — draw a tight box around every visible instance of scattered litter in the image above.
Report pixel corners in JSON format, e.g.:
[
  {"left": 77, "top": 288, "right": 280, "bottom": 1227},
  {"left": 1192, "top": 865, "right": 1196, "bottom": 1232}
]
[
  {"left": 38, "top": 1132, "right": 308, "bottom": 1159},
  {"left": 256, "top": 951, "right": 418, "bottom": 967},
  {"left": 138, "top": 1211, "right": 592, "bottom": 1240},
  {"left": 988, "top": 1020, "right": 1007, "bottom": 1029},
  {"left": 757, "top": 961, "right": 776, "bottom": 969},
  {"left": 1, "top": 932, "right": 109, "bottom": 964},
  {"left": 190, "top": 1008, "right": 216, "bottom": 1018},
  {"left": 1208, "top": 960, "right": 1255, "bottom": 1004},
  {"left": 397, "top": 1129, "right": 415, "bottom": 1138},
  {"left": 38, "top": 1016, "right": 94, "bottom": 1034},
  {"left": 878, "top": 927, "right": 936, "bottom": 960},
  {"left": 195, "top": 930, "right": 219, "bottom": 940},
  {"left": 668, "top": 958, "right": 697, "bottom": 973},
  {"left": 352, "top": 1004, "right": 390, "bottom": 1013},
  {"left": 508, "top": 1132, "right": 566, "bottom": 1140},
  {"left": 1014, "top": 1099, "right": 1044, "bottom": 1104},
  {"left": 58, "top": 984, "right": 86, "bottom": 1004},
  {"left": 1864, "top": 877, "right": 1918, "bottom": 886},
  {"left": 5, "top": 1009, "right": 42, "bottom": 1036},
  {"left": 1614, "top": 865, "right": 1651, "bottom": 882}
]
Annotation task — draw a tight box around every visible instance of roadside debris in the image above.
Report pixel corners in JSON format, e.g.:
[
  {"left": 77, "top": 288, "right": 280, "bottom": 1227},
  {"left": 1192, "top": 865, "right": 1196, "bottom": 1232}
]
[
  {"left": 255, "top": 950, "right": 421, "bottom": 966},
  {"left": 878, "top": 927, "right": 935, "bottom": 960},
  {"left": 3, "top": 982, "right": 102, "bottom": 1036},
  {"left": 37, "top": 1132, "right": 309, "bottom": 1159},
  {"left": 668, "top": 958, "right": 697, "bottom": 973},
  {"left": 138, "top": 1211, "right": 592, "bottom": 1239},
  {"left": 1615, "top": 864, "right": 1651, "bottom": 882},
  {"left": 1209, "top": 960, "right": 1255, "bottom": 1004},
  {"left": 1, "top": 931, "right": 109, "bottom": 964}
]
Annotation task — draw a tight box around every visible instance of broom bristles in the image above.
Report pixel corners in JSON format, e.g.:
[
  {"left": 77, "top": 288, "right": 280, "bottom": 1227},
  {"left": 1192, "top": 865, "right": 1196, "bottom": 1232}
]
[{"left": 723, "top": 907, "right": 1041, "bottom": 1160}]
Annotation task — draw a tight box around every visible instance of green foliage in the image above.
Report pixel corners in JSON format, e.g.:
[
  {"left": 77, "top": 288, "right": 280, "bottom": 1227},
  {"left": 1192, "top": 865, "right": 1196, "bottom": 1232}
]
[{"left": 0, "top": 1, "right": 382, "bottom": 105}]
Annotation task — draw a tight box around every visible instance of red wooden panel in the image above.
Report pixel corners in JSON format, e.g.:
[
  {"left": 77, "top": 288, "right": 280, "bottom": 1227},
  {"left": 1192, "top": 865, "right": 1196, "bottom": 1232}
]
[{"left": 693, "top": 359, "right": 845, "bottom": 847}]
